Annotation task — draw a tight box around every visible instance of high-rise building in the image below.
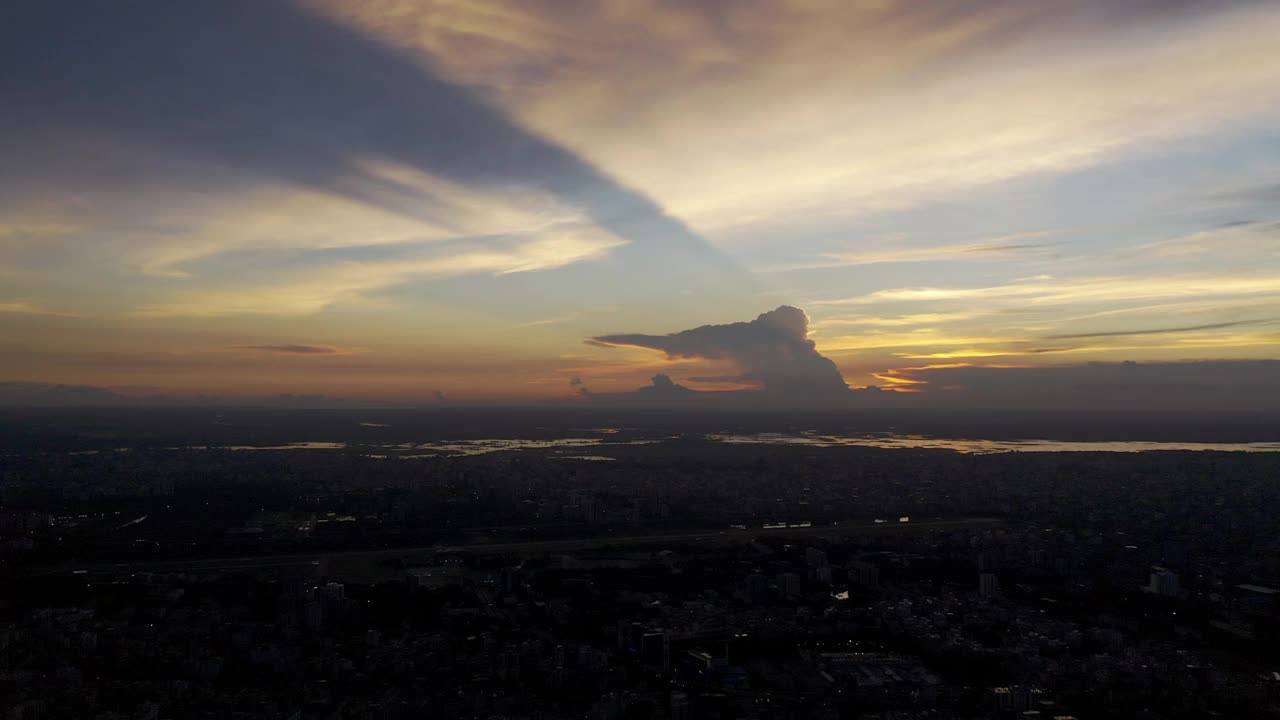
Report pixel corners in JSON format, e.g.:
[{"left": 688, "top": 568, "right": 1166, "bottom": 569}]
[
  {"left": 1148, "top": 568, "right": 1180, "bottom": 596},
  {"left": 641, "top": 631, "right": 670, "bottom": 671},
  {"left": 303, "top": 600, "right": 322, "bottom": 631},
  {"left": 848, "top": 560, "right": 880, "bottom": 589},
  {"left": 777, "top": 572, "right": 802, "bottom": 597},
  {"left": 670, "top": 691, "right": 690, "bottom": 720},
  {"left": 815, "top": 566, "right": 833, "bottom": 585},
  {"left": 806, "top": 547, "right": 829, "bottom": 568},
  {"left": 499, "top": 566, "right": 522, "bottom": 595},
  {"left": 979, "top": 572, "right": 999, "bottom": 597},
  {"left": 745, "top": 572, "right": 770, "bottom": 604}
]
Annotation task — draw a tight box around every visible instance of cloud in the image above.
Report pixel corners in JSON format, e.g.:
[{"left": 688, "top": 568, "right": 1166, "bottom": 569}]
[
  {"left": 134, "top": 229, "right": 624, "bottom": 317},
  {"left": 131, "top": 173, "right": 595, "bottom": 279},
  {"left": 568, "top": 376, "right": 593, "bottom": 396},
  {"left": 816, "top": 272, "right": 1280, "bottom": 307},
  {"left": 0, "top": 221, "right": 83, "bottom": 245},
  {"left": 1132, "top": 221, "right": 1280, "bottom": 261},
  {"left": 634, "top": 373, "right": 694, "bottom": 400},
  {"left": 765, "top": 231, "right": 1056, "bottom": 272},
  {"left": 816, "top": 314, "right": 1279, "bottom": 359},
  {"left": 2, "top": 0, "right": 749, "bottom": 307},
  {"left": 0, "top": 381, "right": 125, "bottom": 407},
  {"left": 234, "top": 344, "right": 345, "bottom": 355},
  {"left": 897, "top": 331, "right": 1280, "bottom": 359},
  {"left": 823, "top": 240, "right": 1053, "bottom": 265},
  {"left": 686, "top": 375, "right": 749, "bottom": 384},
  {"left": 321, "top": 0, "right": 1280, "bottom": 235},
  {"left": 1043, "top": 320, "right": 1269, "bottom": 341},
  {"left": 811, "top": 312, "right": 986, "bottom": 329},
  {"left": 0, "top": 299, "right": 80, "bottom": 317},
  {"left": 880, "top": 359, "right": 1280, "bottom": 411},
  {"left": 1210, "top": 180, "right": 1280, "bottom": 207},
  {"left": 591, "top": 306, "right": 848, "bottom": 396}
]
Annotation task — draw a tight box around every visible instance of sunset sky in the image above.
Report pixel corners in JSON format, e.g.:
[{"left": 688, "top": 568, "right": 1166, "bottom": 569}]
[{"left": 2, "top": 0, "right": 1279, "bottom": 405}]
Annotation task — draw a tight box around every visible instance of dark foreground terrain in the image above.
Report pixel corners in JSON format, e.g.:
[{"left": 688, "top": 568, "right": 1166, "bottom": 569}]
[{"left": 1, "top": 409, "right": 1279, "bottom": 718}]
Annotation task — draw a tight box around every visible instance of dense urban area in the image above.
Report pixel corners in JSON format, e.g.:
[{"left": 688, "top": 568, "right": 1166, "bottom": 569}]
[{"left": 2, "top": 419, "right": 1279, "bottom": 719}]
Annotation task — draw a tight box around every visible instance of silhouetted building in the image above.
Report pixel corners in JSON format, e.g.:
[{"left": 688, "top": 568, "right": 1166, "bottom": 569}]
[
  {"left": 806, "top": 547, "right": 829, "bottom": 568},
  {"left": 979, "top": 572, "right": 999, "bottom": 597},
  {"left": 1148, "top": 568, "right": 1180, "bottom": 596},
  {"left": 778, "top": 572, "right": 802, "bottom": 598},
  {"left": 669, "top": 691, "right": 690, "bottom": 720},
  {"left": 745, "top": 572, "right": 770, "bottom": 604},
  {"left": 815, "top": 566, "right": 833, "bottom": 585},
  {"left": 848, "top": 560, "right": 880, "bottom": 589}
]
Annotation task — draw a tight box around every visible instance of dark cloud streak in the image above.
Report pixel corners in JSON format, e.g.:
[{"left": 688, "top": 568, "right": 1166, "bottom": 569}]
[
  {"left": 1043, "top": 319, "right": 1267, "bottom": 340},
  {"left": 235, "top": 344, "right": 343, "bottom": 355}
]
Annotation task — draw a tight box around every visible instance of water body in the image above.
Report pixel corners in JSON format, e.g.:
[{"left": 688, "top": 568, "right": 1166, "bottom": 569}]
[
  {"left": 705, "top": 433, "right": 1280, "bottom": 453},
  {"left": 179, "top": 442, "right": 347, "bottom": 451},
  {"left": 60, "top": 434, "right": 1280, "bottom": 457}
]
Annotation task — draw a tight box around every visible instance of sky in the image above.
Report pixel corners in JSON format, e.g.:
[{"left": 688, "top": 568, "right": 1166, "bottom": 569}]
[{"left": 2, "top": 0, "right": 1279, "bottom": 408}]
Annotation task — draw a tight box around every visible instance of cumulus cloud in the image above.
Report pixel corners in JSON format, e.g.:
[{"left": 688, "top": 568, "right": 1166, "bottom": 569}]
[
  {"left": 591, "top": 306, "right": 847, "bottom": 396},
  {"left": 235, "top": 344, "right": 344, "bottom": 355},
  {"left": 635, "top": 373, "right": 694, "bottom": 400}
]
